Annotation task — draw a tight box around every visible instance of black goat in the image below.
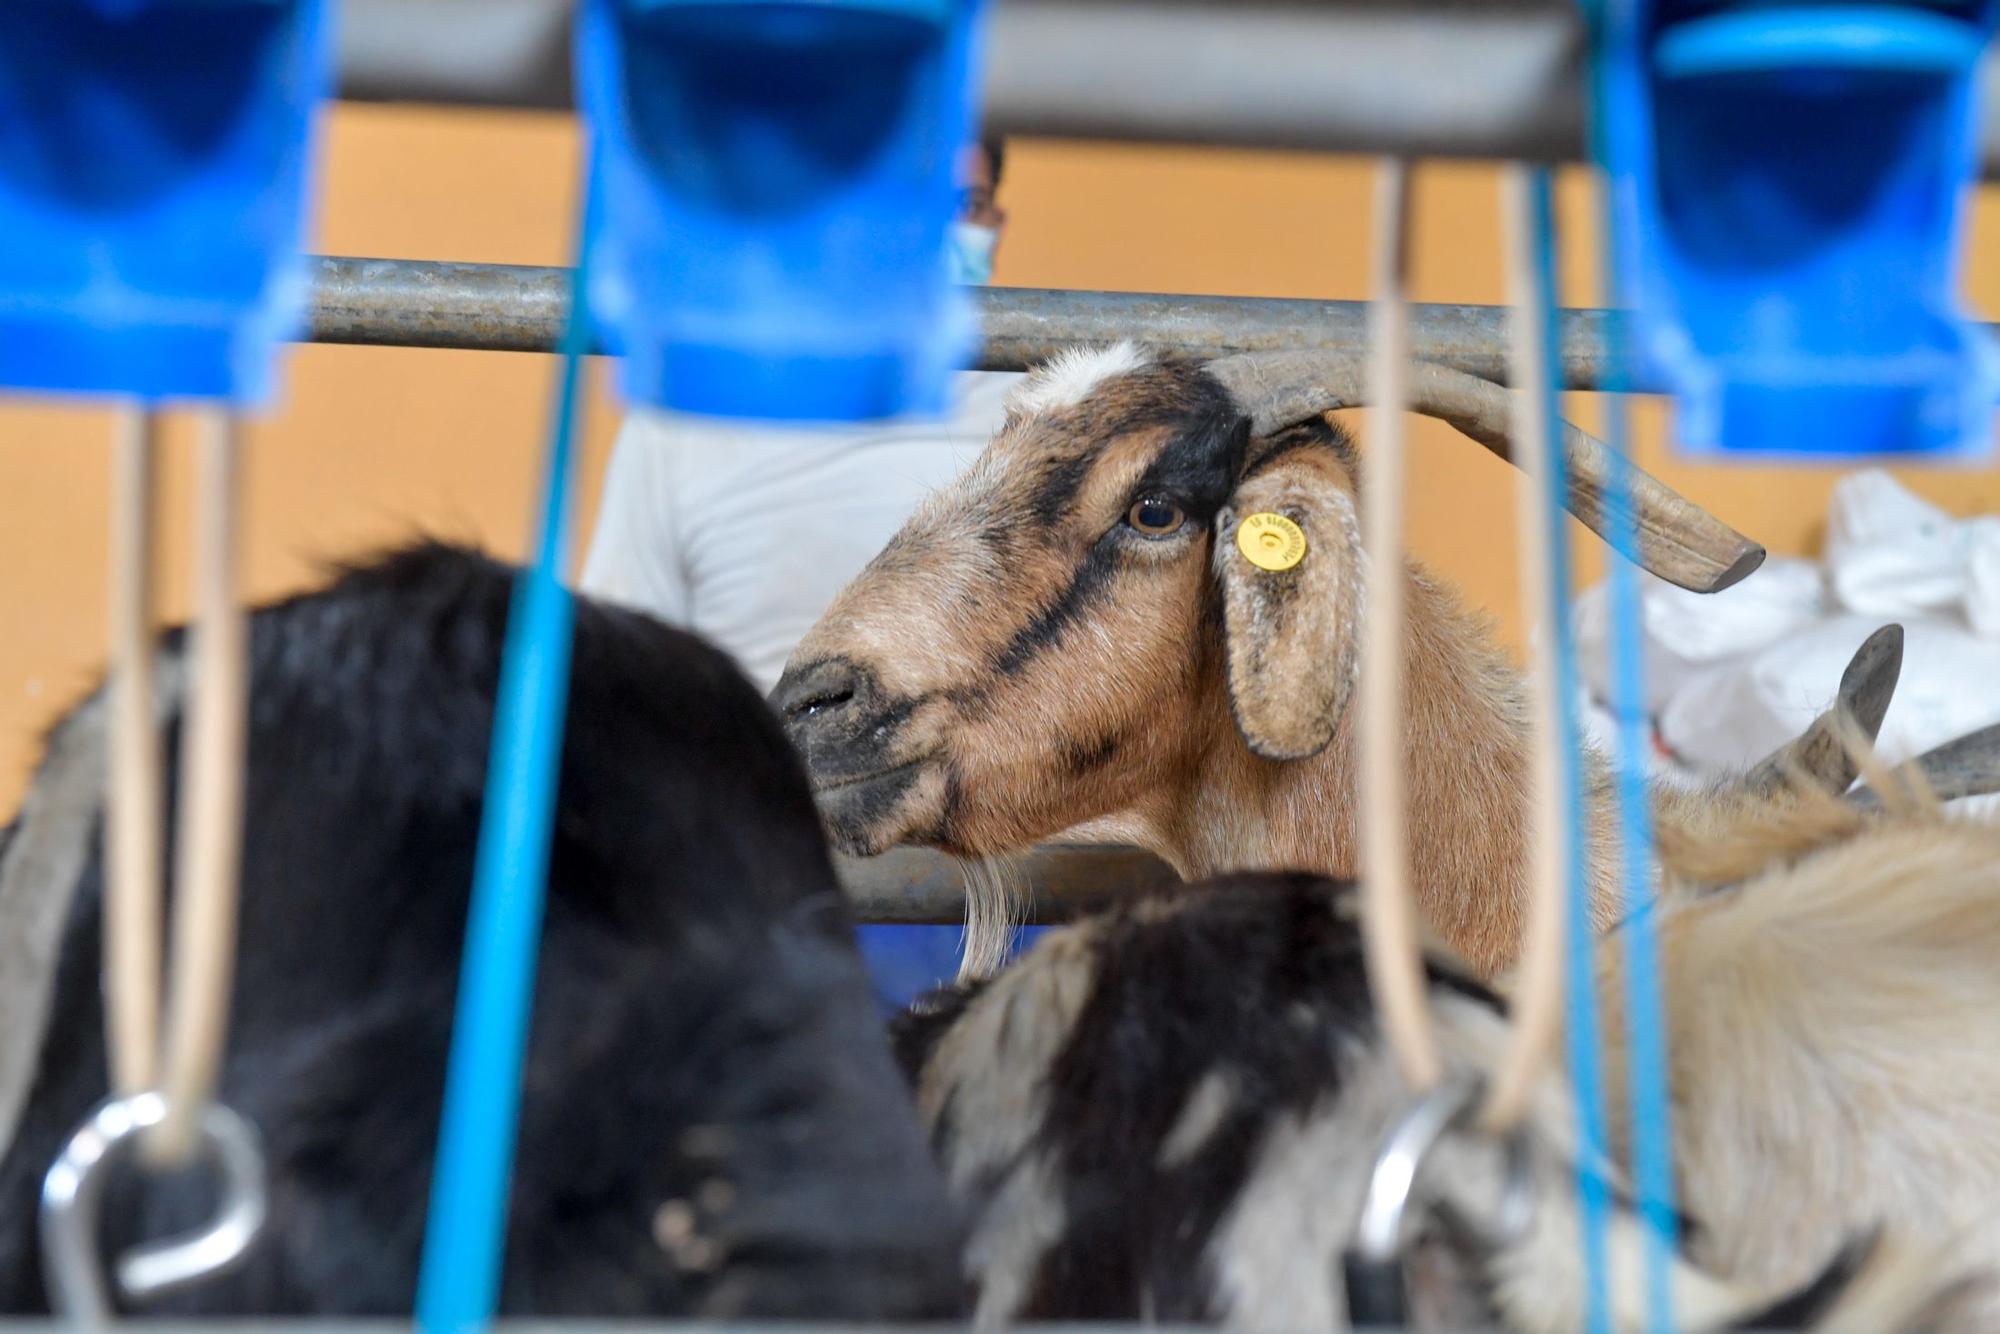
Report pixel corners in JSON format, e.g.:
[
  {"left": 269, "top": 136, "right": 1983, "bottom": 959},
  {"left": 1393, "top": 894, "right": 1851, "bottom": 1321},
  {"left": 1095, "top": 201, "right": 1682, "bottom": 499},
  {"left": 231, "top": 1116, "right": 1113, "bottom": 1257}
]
[{"left": 0, "top": 542, "right": 963, "bottom": 1318}]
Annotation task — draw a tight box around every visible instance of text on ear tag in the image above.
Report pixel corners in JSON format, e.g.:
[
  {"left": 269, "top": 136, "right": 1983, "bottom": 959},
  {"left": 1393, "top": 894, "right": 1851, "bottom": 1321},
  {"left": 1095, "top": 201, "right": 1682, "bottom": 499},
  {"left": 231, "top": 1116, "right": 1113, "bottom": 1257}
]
[{"left": 1236, "top": 512, "right": 1307, "bottom": 571}]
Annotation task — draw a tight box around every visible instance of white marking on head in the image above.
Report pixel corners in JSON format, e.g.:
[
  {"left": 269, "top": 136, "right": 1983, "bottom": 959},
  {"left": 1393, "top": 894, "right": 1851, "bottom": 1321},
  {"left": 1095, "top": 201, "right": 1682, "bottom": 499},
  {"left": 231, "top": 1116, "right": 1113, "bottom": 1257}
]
[
  {"left": 1158, "top": 1068, "right": 1238, "bottom": 1168},
  {"left": 1007, "top": 342, "right": 1152, "bottom": 418}
]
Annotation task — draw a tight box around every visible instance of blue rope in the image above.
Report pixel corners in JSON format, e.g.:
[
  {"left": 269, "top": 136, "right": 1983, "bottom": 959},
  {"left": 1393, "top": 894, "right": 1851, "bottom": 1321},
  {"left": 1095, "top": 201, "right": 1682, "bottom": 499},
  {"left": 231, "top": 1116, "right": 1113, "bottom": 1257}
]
[
  {"left": 1579, "top": 0, "right": 1682, "bottom": 1322},
  {"left": 1524, "top": 166, "right": 1614, "bottom": 1334},
  {"left": 414, "top": 156, "right": 600, "bottom": 1334},
  {"left": 1598, "top": 396, "right": 1681, "bottom": 1334}
]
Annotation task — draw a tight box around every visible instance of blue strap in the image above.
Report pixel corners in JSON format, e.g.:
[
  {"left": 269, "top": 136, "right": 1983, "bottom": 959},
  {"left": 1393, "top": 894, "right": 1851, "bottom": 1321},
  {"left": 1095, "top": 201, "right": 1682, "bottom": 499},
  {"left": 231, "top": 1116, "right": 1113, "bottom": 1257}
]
[
  {"left": 1582, "top": 0, "right": 1683, "bottom": 1318},
  {"left": 413, "top": 162, "right": 600, "bottom": 1334},
  {"left": 1524, "top": 166, "right": 1616, "bottom": 1334},
  {"left": 1598, "top": 405, "right": 1682, "bottom": 1334}
]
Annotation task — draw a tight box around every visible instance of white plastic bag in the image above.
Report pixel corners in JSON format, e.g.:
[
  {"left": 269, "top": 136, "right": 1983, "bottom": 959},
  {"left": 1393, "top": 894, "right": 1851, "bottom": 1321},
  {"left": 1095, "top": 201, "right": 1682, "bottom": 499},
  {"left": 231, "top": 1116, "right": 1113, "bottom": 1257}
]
[
  {"left": 1660, "top": 613, "right": 2000, "bottom": 774},
  {"left": 1824, "top": 468, "right": 2000, "bottom": 633},
  {"left": 1572, "top": 558, "right": 1826, "bottom": 715},
  {"left": 1962, "top": 520, "right": 2000, "bottom": 638}
]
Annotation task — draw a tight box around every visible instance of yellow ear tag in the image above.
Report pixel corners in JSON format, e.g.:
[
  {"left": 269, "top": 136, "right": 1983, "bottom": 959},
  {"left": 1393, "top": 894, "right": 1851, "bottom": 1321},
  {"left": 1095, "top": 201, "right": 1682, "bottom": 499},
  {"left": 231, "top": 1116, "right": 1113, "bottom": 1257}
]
[{"left": 1236, "top": 512, "right": 1307, "bottom": 572}]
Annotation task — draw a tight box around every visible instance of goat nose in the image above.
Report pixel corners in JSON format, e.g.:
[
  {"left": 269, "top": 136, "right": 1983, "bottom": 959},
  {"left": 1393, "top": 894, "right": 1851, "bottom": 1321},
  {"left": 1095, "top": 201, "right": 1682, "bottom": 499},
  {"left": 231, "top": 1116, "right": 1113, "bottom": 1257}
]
[{"left": 770, "top": 658, "right": 864, "bottom": 730}]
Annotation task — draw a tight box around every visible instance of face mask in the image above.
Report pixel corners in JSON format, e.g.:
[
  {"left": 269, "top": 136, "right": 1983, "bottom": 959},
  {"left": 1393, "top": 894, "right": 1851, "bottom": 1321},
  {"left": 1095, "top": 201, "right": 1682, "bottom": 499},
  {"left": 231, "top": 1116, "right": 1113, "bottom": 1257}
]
[{"left": 946, "top": 221, "right": 998, "bottom": 286}]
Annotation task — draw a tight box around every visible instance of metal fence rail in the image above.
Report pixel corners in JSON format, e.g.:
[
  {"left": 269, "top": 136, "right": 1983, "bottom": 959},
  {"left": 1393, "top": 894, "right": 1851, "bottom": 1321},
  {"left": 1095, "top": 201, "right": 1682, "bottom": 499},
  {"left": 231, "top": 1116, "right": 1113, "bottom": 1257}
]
[
  {"left": 307, "top": 254, "right": 2000, "bottom": 388},
  {"left": 333, "top": 0, "right": 2000, "bottom": 176},
  {"left": 310, "top": 256, "right": 1634, "bottom": 384},
  {"left": 835, "top": 844, "right": 1175, "bottom": 925}
]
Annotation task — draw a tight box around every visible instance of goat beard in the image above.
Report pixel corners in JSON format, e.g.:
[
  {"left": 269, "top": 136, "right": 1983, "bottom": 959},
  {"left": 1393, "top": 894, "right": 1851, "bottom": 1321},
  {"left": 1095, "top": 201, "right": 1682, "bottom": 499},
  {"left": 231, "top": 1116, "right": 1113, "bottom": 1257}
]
[{"left": 953, "top": 853, "right": 1027, "bottom": 981}]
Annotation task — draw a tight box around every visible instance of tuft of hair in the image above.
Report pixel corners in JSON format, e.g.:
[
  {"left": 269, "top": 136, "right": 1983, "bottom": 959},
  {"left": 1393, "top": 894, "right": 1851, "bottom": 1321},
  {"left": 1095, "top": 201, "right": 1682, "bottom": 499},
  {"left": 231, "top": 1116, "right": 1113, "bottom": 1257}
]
[
  {"left": 1004, "top": 342, "right": 1151, "bottom": 419},
  {"left": 1661, "top": 716, "right": 1945, "bottom": 891},
  {"left": 1657, "top": 785, "right": 1871, "bottom": 891},
  {"left": 955, "top": 853, "right": 1025, "bottom": 981}
]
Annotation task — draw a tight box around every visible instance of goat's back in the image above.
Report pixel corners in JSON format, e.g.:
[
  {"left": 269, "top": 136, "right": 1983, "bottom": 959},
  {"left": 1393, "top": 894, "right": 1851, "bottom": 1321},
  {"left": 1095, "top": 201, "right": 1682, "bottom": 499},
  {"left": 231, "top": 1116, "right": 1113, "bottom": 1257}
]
[{"left": 0, "top": 542, "right": 961, "bottom": 1319}]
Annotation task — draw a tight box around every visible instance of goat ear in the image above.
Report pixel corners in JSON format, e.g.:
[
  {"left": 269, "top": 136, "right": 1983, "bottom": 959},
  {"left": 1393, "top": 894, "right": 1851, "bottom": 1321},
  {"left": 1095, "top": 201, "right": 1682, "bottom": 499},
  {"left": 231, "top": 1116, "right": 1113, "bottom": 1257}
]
[{"left": 1213, "top": 446, "right": 1361, "bottom": 761}]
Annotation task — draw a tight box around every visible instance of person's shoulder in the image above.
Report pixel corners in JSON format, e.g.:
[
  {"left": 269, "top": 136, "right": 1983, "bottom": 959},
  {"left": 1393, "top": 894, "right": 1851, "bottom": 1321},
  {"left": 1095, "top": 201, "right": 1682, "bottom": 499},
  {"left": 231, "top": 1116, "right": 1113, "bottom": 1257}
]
[
  {"left": 952, "top": 368, "right": 1025, "bottom": 418},
  {"left": 617, "top": 406, "right": 868, "bottom": 464},
  {"left": 616, "top": 405, "right": 738, "bottom": 445},
  {"left": 955, "top": 369, "right": 1026, "bottom": 391}
]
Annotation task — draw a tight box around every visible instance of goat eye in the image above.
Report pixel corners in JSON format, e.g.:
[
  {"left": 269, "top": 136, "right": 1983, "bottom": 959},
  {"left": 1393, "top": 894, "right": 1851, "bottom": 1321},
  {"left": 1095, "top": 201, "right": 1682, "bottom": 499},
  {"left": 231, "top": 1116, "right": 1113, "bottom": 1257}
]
[{"left": 1126, "top": 497, "right": 1186, "bottom": 537}]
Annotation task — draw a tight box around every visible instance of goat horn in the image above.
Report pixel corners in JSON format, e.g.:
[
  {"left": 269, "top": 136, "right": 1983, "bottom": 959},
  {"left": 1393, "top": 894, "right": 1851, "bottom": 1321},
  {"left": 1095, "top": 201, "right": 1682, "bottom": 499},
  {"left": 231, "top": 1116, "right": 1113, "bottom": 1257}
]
[
  {"left": 1203, "top": 350, "right": 1766, "bottom": 595},
  {"left": 1848, "top": 721, "right": 2000, "bottom": 812},
  {"left": 1738, "top": 624, "right": 1903, "bottom": 797}
]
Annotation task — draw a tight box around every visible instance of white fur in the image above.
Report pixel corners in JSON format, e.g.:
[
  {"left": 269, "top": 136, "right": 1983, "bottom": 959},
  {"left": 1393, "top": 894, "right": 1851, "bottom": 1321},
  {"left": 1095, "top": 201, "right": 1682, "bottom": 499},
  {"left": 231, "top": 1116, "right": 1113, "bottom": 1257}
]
[
  {"left": 1005, "top": 342, "right": 1151, "bottom": 418},
  {"left": 956, "top": 852, "right": 1024, "bottom": 981}
]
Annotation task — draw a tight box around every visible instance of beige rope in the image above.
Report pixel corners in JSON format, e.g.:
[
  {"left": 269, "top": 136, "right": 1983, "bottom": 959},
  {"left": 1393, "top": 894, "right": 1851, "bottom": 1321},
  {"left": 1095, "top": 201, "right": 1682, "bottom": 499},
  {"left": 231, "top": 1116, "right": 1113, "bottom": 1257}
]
[
  {"left": 1357, "top": 156, "right": 1443, "bottom": 1093},
  {"left": 105, "top": 407, "right": 164, "bottom": 1099},
  {"left": 1478, "top": 165, "right": 1570, "bottom": 1132},
  {"left": 151, "top": 410, "right": 250, "bottom": 1164}
]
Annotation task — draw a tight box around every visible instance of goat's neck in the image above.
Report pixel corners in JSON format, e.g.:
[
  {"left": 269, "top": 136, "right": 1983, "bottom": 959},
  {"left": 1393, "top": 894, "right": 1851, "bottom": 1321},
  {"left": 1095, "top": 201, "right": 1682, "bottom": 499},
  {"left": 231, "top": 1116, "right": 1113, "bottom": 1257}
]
[{"left": 1163, "top": 564, "right": 1587, "bottom": 975}]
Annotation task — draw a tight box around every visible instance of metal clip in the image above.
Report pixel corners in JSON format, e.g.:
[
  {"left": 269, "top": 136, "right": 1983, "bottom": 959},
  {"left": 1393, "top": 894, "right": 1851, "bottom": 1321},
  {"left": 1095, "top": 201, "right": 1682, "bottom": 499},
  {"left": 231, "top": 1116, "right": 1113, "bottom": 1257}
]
[
  {"left": 1343, "top": 1071, "right": 1535, "bottom": 1327},
  {"left": 40, "top": 1092, "right": 267, "bottom": 1324}
]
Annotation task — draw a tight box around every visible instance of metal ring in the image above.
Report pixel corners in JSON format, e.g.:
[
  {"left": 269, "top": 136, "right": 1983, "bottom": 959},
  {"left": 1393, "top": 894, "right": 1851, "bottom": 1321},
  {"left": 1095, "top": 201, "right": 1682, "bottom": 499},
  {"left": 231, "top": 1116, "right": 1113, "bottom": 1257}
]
[
  {"left": 1351, "top": 1071, "right": 1485, "bottom": 1267},
  {"left": 1352, "top": 1070, "right": 1540, "bottom": 1263},
  {"left": 39, "top": 1091, "right": 268, "bottom": 1323}
]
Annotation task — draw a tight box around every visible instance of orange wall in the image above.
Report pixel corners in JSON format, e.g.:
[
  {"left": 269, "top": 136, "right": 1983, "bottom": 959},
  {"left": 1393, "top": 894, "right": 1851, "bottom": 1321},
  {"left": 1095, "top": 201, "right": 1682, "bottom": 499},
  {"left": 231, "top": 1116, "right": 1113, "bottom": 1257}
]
[{"left": 4, "top": 104, "right": 1999, "bottom": 813}]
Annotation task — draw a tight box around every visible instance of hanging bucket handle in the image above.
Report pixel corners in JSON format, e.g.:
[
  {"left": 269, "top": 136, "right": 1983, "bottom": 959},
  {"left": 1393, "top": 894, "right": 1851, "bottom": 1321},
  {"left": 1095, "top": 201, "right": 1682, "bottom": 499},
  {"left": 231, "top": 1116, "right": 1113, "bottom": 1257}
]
[
  {"left": 1343, "top": 1071, "right": 1535, "bottom": 1328},
  {"left": 40, "top": 1090, "right": 267, "bottom": 1324}
]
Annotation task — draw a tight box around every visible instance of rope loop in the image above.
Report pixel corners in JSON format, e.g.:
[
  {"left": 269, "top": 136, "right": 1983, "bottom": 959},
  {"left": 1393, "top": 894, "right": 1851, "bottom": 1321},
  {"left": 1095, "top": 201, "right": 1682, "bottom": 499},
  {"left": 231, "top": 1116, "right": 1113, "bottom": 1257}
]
[{"left": 1343, "top": 1071, "right": 1536, "bottom": 1327}]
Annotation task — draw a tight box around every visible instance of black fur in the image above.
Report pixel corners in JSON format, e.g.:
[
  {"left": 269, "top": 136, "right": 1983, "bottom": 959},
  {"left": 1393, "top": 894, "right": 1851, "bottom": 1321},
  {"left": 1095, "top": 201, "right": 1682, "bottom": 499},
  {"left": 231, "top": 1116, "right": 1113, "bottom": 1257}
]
[
  {"left": 1021, "top": 874, "right": 1372, "bottom": 1319},
  {"left": 1059, "top": 730, "right": 1124, "bottom": 778},
  {"left": 896, "top": 872, "right": 1495, "bottom": 1322},
  {"left": 1023, "top": 362, "right": 1247, "bottom": 533},
  {"left": 1728, "top": 1234, "right": 1879, "bottom": 1332},
  {"left": 0, "top": 542, "right": 962, "bottom": 1319},
  {"left": 1129, "top": 396, "right": 1249, "bottom": 525},
  {"left": 992, "top": 543, "right": 1120, "bottom": 676},
  {"left": 892, "top": 977, "right": 995, "bottom": 1087},
  {"left": 894, "top": 873, "right": 1744, "bottom": 1328},
  {"left": 1027, "top": 450, "right": 1101, "bottom": 529},
  {"left": 1239, "top": 413, "right": 1356, "bottom": 480}
]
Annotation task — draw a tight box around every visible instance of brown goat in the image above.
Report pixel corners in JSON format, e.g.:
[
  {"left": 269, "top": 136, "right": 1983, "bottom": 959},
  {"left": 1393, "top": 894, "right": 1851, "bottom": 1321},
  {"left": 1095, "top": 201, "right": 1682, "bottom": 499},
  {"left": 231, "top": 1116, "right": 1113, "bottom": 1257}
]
[{"left": 774, "top": 345, "right": 1873, "bottom": 977}]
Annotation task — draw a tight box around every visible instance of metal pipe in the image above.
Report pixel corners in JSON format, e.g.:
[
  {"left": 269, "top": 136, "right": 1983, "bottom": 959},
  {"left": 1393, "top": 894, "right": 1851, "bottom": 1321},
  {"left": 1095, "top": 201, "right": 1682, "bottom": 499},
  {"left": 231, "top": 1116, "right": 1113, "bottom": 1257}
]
[
  {"left": 834, "top": 845, "right": 1176, "bottom": 925},
  {"left": 307, "top": 255, "right": 1625, "bottom": 387},
  {"left": 332, "top": 0, "right": 2000, "bottom": 176},
  {"left": 981, "top": 0, "right": 1585, "bottom": 161}
]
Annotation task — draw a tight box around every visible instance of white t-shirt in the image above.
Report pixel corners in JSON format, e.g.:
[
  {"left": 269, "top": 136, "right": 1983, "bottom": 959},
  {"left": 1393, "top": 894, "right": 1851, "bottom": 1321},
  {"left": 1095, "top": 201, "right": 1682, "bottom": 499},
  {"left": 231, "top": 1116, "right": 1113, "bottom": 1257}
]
[{"left": 581, "top": 370, "right": 1020, "bottom": 693}]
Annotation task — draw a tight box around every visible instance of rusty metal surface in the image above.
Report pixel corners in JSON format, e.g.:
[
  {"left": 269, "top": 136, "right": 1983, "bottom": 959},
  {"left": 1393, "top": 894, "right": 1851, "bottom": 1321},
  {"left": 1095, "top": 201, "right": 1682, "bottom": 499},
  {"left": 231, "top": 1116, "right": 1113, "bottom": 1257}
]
[
  {"left": 309, "top": 256, "right": 573, "bottom": 354},
  {"left": 836, "top": 844, "right": 1177, "bottom": 924},
  {"left": 307, "top": 256, "right": 1627, "bottom": 387}
]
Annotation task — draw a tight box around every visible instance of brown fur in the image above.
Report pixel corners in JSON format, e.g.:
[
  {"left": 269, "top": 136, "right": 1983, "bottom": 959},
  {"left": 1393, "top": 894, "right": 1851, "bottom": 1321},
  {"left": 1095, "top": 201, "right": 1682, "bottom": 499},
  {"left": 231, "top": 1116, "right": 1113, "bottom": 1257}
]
[{"left": 777, "top": 347, "right": 1838, "bottom": 978}]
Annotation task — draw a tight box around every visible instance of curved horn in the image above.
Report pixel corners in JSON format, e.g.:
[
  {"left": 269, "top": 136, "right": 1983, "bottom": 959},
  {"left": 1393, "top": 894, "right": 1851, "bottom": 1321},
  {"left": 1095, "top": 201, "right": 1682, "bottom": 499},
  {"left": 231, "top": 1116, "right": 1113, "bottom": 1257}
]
[
  {"left": 1203, "top": 349, "right": 1766, "bottom": 595},
  {"left": 1849, "top": 721, "right": 2000, "bottom": 812},
  {"left": 1739, "top": 624, "right": 1903, "bottom": 797}
]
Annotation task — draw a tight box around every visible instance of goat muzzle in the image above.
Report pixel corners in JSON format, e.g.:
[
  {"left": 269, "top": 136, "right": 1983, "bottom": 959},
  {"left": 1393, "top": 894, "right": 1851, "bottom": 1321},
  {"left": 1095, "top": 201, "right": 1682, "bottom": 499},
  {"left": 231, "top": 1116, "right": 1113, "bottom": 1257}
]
[{"left": 770, "top": 657, "right": 933, "bottom": 821}]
